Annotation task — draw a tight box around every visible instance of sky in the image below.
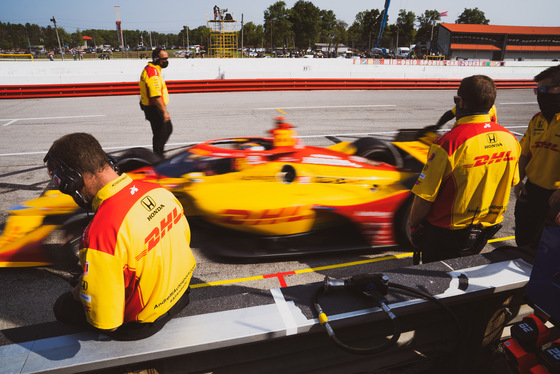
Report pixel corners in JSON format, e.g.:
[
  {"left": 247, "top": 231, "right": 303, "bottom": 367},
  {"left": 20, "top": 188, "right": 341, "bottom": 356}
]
[{"left": 2, "top": 0, "right": 559, "bottom": 34}]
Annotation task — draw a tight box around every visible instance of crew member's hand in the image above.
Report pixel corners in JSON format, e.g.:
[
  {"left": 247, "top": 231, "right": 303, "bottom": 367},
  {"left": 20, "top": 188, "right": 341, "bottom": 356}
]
[
  {"left": 163, "top": 110, "right": 171, "bottom": 123},
  {"left": 514, "top": 181, "right": 527, "bottom": 202},
  {"left": 72, "top": 274, "right": 83, "bottom": 301},
  {"left": 550, "top": 189, "right": 560, "bottom": 207},
  {"left": 409, "top": 224, "right": 425, "bottom": 249}
]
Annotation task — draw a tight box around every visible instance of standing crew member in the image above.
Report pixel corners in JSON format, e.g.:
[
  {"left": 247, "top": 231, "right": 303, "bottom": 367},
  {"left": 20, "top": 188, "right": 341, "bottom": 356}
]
[
  {"left": 514, "top": 65, "right": 560, "bottom": 249},
  {"left": 409, "top": 75, "right": 520, "bottom": 263},
  {"left": 140, "top": 47, "right": 172, "bottom": 157},
  {"left": 47, "top": 133, "right": 196, "bottom": 340}
]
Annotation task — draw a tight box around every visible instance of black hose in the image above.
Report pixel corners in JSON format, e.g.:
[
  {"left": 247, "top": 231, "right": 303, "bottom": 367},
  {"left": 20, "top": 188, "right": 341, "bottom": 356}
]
[
  {"left": 313, "top": 285, "right": 401, "bottom": 355},
  {"left": 388, "top": 282, "right": 464, "bottom": 340},
  {"left": 313, "top": 280, "right": 464, "bottom": 356}
]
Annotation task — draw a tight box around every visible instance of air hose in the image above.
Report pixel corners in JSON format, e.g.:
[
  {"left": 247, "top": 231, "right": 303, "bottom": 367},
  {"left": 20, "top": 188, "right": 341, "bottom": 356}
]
[
  {"left": 313, "top": 273, "right": 401, "bottom": 355},
  {"left": 313, "top": 273, "right": 463, "bottom": 355}
]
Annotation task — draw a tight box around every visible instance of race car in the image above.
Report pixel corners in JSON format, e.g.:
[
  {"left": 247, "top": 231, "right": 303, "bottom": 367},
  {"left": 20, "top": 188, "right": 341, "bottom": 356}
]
[{"left": 0, "top": 117, "right": 437, "bottom": 266}]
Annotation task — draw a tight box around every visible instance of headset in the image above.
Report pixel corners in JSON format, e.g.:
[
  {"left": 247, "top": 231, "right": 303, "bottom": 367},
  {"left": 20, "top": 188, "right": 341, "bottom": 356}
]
[
  {"left": 43, "top": 152, "right": 119, "bottom": 210},
  {"left": 152, "top": 47, "right": 163, "bottom": 63},
  {"left": 44, "top": 153, "right": 84, "bottom": 196}
]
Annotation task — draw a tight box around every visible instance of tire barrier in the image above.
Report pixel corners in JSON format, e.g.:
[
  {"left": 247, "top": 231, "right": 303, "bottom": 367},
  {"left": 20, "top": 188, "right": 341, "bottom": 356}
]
[{"left": 0, "top": 78, "right": 535, "bottom": 99}]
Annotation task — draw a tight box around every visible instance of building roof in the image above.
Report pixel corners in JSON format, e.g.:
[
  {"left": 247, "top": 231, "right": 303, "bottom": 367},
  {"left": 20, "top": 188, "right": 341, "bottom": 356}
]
[
  {"left": 450, "top": 43, "right": 560, "bottom": 52},
  {"left": 441, "top": 23, "right": 560, "bottom": 36}
]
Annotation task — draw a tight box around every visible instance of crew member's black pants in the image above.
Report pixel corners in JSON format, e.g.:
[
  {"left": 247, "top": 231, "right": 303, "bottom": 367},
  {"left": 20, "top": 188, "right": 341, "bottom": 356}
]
[
  {"left": 53, "top": 287, "right": 190, "bottom": 341},
  {"left": 417, "top": 221, "right": 491, "bottom": 264},
  {"left": 514, "top": 179, "right": 555, "bottom": 249},
  {"left": 143, "top": 105, "right": 173, "bottom": 157}
]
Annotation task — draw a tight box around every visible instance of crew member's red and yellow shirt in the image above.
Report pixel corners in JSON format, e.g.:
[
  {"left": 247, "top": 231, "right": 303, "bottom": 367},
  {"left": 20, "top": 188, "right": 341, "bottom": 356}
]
[
  {"left": 139, "top": 62, "right": 169, "bottom": 106},
  {"left": 78, "top": 174, "right": 196, "bottom": 330},
  {"left": 520, "top": 112, "right": 560, "bottom": 190},
  {"left": 412, "top": 114, "right": 520, "bottom": 230}
]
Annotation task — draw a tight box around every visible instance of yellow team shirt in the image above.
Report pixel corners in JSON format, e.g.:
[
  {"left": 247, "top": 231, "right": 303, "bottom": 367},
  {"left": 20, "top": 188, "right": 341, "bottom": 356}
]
[
  {"left": 78, "top": 174, "right": 196, "bottom": 330},
  {"left": 139, "top": 62, "right": 169, "bottom": 106},
  {"left": 412, "top": 114, "right": 520, "bottom": 229},
  {"left": 520, "top": 112, "right": 560, "bottom": 190}
]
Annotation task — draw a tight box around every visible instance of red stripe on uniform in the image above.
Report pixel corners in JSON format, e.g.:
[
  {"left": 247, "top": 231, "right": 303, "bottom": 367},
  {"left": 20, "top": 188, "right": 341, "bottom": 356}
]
[
  {"left": 437, "top": 122, "right": 507, "bottom": 156},
  {"left": 86, "top": 180, "right": 161, "bottom": 256},
  {"left": 144, "top": 65, "right": 159, "bottom": 78}
]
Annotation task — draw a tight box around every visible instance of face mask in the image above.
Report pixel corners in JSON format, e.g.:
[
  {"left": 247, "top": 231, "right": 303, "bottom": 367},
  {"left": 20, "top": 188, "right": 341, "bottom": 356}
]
[
  {"left": 160, "top": 60, "right": 169, "bottom": 69},
  {"left": 537, "top": 93, "right": 560, "bottom": 120}
]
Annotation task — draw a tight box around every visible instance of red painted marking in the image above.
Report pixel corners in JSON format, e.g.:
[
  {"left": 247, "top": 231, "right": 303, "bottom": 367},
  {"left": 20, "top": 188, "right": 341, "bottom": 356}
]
[{"left": 263, "top": 271, "right": 296, "bottom": 288}]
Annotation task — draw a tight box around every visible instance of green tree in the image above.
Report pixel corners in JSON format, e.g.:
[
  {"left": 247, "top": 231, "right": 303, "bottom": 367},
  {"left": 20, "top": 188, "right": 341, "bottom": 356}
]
[
  {"left": 319, "top": 10, "right": 347, "bottom": 53},
  {"left": 189, "top": 26, "right": 210, "bottom": 48},
  {"left": 242, "top": 22, "right": 265, "bottom": 48},
  {"left": 395, "top": 9, "right": 416, "bottom": 47},
  {"left": 264, "top": 1, "right": 293, "bottom": 53},
  {"left": 348, "top": 9, "right": 383, "bottom": 50},
  {"left": 289, "top": 0, "right": 321, "bottom": 50},
  {"left": 416, "top": 10, "right": 440, "bottom": 43},
  {"left": 456, "top": 8, "right": 490, "bottom": 24},
  {"left": 319, "top": 9, "right": 337, "bottom": 43}
]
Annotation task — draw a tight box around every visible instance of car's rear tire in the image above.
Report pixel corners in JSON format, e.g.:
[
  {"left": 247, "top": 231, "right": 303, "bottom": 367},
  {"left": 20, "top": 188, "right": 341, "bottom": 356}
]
[
  {"left": 394, "top": 193, "right": 414, "bottom": 250},
  {"left": 116, "top": 148, "right": 163, "bottom": 172},
  {"left": 352, "top": 138, "right": 404, "bottom": 168}
]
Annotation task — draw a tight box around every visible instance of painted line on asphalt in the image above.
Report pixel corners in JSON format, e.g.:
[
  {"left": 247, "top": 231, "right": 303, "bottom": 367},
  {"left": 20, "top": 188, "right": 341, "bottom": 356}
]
[
  {"left": 0, "top": 125, "right": 528, "bottom": 157},
  {"left": 191, "top": 236, "right": 517, "bottom": 289},
  {"left": 191, "top": 253, "right": 412, "bottom": 289},
  {"left": 255, "top": 104, "right": 397, "bottom": 110},
  {"left": 498, "top": 102, "right": 537, "bottom": 105},
  {"left": 1, "top": 114, "right": 106, "bottom": 127},
  {"left": 488, "top": 235, "right": 515, "bottom": 243}
]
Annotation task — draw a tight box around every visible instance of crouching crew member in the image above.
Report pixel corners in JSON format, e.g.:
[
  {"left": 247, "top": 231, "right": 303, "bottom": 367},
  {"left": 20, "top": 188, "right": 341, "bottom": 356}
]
[
  {"left": 409, "top": 75, "right": 520, "bottom": 263},
  {"left": 46, "top": 133, "right": 196, "bottom": 340}
]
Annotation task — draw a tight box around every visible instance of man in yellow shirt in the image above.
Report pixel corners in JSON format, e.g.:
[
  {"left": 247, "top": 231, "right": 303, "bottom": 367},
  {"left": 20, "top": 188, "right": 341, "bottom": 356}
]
[
  {"left": 514, "top": 65, "right": 560, "bottom": 249},
  {"left": 139, "top": 47, "right": 172, "bottom": 156},
  {"left": 46, "top": 133, "right": 196, "bottom": 340},
  {"left": 409, "top": 75, "right": 520, "bottom": 263}
]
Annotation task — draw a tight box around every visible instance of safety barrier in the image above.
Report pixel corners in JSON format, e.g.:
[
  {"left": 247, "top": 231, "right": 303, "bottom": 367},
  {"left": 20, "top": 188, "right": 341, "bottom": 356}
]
[
  {"left": 0, "top": 78, "right": 535, "bottom": 99},
  {"left": 0, "top": 54, "right": 34, "bottom": 61}
]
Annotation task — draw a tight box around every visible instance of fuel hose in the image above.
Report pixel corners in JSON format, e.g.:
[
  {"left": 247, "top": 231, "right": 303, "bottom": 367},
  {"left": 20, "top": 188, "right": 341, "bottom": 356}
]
[{"left": 312, "top": 274, "right": 463, "bottom": 355}]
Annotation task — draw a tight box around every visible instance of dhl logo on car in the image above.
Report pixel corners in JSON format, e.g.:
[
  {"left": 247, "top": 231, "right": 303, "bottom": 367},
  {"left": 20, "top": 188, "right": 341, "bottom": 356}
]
[
  {"left": 463, "top": 151, "right": 517, "bottom": 168},
  {"left": 218, "top": 206, "right": 314, "bottom": 226}
]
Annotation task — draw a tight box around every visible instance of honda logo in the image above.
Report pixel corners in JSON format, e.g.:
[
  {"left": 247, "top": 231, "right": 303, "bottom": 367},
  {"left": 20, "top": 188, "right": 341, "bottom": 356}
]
[
  {"left": 487, "top": 133, "right": 497, "bottom": 143},
  {"left": 141, "top": 196, "right": 157, "bottom": 211}
]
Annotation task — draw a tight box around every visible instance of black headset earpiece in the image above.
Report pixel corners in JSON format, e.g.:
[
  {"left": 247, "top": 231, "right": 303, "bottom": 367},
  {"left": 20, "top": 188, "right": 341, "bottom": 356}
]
[
  {"left": 46, "top": 156, "right": 85, "bottom": 197},
  {"left": 106, "top": 154, "right": 120, "bottom": 175},
  {"left": 152, "top": 47, "right": 162, "bottom": 64}
]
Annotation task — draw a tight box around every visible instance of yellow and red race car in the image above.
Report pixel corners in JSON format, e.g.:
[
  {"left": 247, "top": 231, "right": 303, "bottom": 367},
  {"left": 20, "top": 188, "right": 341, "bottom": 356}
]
[{"left": 0, "top": 118, "right": 437, "bottom": 266}]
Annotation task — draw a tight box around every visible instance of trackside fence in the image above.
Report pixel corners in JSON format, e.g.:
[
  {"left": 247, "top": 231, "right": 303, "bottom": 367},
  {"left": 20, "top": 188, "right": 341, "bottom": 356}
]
[{"left": 0, "top": 78, "right": 535, "bottom": 99}]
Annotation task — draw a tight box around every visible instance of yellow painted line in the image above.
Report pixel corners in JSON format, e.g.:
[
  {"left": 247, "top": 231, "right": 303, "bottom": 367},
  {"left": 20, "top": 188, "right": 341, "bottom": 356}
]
[
  {"left": 276, "top": 108, "right": 286, "bottom": 114},
  {"left": 191, "top": 275, "right": 264, "bottom": 289},
  {"left": 488, "top": 235, "right": 515, "bottom": 243},
  {"left": 294, "top": 252, "right": 413, "bottom": 274},
  {"left": 191, "top": 236, "right": 516, "bottom": 289},
  {"left": 191, "top": 253, "right": 412, "bottom": 289}
]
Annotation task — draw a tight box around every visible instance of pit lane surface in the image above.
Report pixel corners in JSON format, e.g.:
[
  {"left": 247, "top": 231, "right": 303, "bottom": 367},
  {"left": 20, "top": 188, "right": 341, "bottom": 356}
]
[{"left": 0, "top": 89, "right": 538, "bottom": 333}]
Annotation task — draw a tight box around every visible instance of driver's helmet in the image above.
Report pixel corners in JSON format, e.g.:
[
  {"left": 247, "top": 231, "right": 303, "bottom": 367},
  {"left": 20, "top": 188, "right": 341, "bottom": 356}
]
[{"left": 238, "top": 142, "right": 265, "bottom": 151}]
